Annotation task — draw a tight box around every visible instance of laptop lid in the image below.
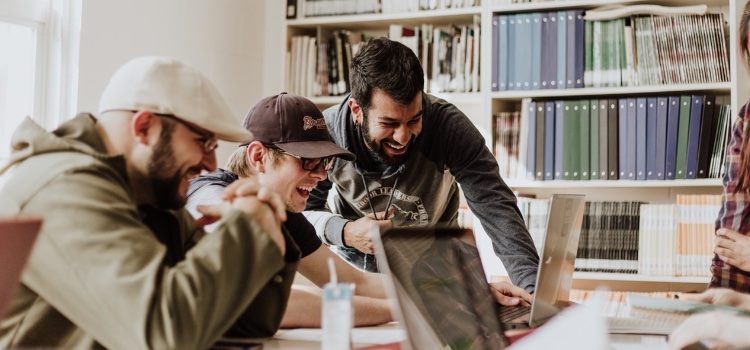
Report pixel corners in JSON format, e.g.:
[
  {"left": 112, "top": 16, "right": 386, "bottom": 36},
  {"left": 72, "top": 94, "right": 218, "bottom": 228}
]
[
  {"left": 526, "top": 193, "right": 586, "bottom": 327},
  {"left": 0, "top": 218, "right": 42, "bottom": 322},
  {"left": 372, "top": 226, "right": 508, "bottom": 350}
]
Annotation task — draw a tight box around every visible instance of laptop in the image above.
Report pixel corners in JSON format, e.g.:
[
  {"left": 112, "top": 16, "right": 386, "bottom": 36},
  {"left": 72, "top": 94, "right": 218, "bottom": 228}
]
[
  {"left": 372, "top": 226, "right": 509, "bottom": 350},
  {"left": 500, "top": 193, "right": 586, "bottom": 329},
  {"left": 0, "top": 218, "right": 42, "bottom": 322},
  {"left": 371, "top": 194, "right": 586, "bottom": 348}
]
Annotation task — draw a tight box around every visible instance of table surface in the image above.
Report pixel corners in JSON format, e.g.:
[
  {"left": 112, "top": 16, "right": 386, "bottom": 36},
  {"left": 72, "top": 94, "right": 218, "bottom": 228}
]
[{"left": 241, "top": 324, "right": 671, "bottom": 350}]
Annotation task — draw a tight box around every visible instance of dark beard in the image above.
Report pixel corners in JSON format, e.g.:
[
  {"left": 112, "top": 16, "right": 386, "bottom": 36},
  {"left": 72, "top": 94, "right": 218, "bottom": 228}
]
[
  {"left": 147, "top": 128, "right": 186, "bottom": 210},
  {"left": 360, "top": 119, "right": 413, "bottom": 167}
]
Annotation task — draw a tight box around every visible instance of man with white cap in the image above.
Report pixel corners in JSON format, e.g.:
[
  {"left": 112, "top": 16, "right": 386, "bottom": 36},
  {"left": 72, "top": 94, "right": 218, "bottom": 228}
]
[{"left": 0, "top": 56, "right": 297, "bottom": 349}]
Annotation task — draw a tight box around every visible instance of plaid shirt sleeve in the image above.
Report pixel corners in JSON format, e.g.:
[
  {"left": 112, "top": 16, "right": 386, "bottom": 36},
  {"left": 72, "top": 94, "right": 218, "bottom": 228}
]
[{"left": 711, "top": 101, "right": 750, "bottom": 291}]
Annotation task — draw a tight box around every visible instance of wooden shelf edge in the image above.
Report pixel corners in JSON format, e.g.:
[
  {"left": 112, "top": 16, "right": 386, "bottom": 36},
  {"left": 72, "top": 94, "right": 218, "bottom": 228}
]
[
  {"left": 490, "top": 82, "right": 732, "bottom": 100},
  {"left": 506, "top": 178, "right": 723, "bottom": 188}
]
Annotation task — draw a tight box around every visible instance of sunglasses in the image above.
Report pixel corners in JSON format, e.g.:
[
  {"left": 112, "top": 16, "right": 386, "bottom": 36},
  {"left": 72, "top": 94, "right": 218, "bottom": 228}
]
[
  {"left": 156, "top": 113, "right": 218, "bottom": 154},
  {"left": 267, "top": 146, "right": 335, "bottom": 172}
]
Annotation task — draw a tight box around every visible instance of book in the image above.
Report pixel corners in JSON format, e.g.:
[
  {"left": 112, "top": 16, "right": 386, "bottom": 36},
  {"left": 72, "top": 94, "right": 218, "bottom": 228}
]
[
  {"left": 589, "top": 99, "right": 600, "bottom": 180},
  {"left": 526, "top": 101, "right": 537, "bottom": 180},
  {"left": 492, "top": 15, "right": 500, "bottom": 91},
  {"left": 674, "top": 95, "right": 691, "bottom": 179},
  {"left": 544, "top": 101, "right": 556, "bottom": 180},
  {"left": 573, "top": 10, "right": 585, "bottom": 88},
  {"left": 540, "top": 12, "right": 557, "bottom": 89},
  {"left": 579, "top": 100, "right": 591, "bottom": 180},
  {"left": 635, "top": 97, "right": 647, "bottom": 180},
  {"left": 556, "top": 11, "right": 567, "bottom": 89},
  {"left": 607, "top": 99, "right": 619, "bottom": 179},
  {"left": 554, "top": 100, "right": 564, "bottom": 180},
  {"left": 498, "top": 15, "right": 509, "bottom": 91},
  {"left": 598, "top": 100, "right": 609, "bottom": 179},
  {"left": 618, "top": 99, "right": 628, "bottom": 179},
  {"left": 654, "top": 97, "right": 669, "bottom": 180},
  {"left": 665, "top": 96, "right": 681, "bottom": 179},
  {"left": 563, "top": 100, "right": 580, "bottom": 180},
  {"left": 685, "top": 95, "right": 704, "bottom": 179},
  {"left": 535, "top": 103, "right": 545, "bottom": 180},
  {"left": 645, "top": 97, "right": 658, "bottom": 180},
  {"left": 626, "top": 98, "right": 637, "bottom": 180},
  {"left": 531, "top": 12, "right": 543, "bottom": 90},
  {"left": 696, "top": 95, "right": 717, "bottom": 178}
]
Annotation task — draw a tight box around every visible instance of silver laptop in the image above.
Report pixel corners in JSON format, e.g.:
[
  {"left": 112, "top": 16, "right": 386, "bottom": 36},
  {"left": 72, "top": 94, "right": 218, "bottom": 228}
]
[
  {"left": 372, "top": 226, "right": 508, "bottom": 350},
  {"left": 501, "top": 193, "right": 586, "bottom": 329},
  {"left": 0, "top": 217, "right": 42, "bottom": 322}
]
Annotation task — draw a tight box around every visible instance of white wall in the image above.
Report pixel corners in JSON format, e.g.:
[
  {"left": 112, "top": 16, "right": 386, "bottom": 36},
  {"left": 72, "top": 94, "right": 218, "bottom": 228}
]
[{"left": 78, "top": 0, "right": 271, "bottom": 163}]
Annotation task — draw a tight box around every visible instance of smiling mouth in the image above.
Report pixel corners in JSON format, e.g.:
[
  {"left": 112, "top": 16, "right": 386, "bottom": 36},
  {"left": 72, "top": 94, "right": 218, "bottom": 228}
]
[
  {"left": 296, "top": 185, "right": 314, "bottom": 195},
  {"left": 385, "top": 141, "right": 406, "bottom": 150}
]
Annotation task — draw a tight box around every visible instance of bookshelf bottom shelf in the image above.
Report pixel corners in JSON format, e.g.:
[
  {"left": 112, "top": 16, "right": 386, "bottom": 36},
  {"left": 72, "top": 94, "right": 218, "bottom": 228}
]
[{"left": 572, "top": 276, "right": 709, "bottom": 293}]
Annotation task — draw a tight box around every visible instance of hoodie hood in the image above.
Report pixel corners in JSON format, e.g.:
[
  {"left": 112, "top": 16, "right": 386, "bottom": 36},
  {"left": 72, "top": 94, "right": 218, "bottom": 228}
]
[{"left": 0, "top": 113, "right": 126, "bottom": 176}]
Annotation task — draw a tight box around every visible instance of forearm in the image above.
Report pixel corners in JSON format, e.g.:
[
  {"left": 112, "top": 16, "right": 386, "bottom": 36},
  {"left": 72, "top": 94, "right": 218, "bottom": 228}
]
[
  {"left": 351, "top": 272, "right": 388, "bottom": 299},
  {"left": 303, "top": 210, "right": 349, "bottom": 246},
  {"left": 280, "top": 286, "right": 392, "bottom": 328}
]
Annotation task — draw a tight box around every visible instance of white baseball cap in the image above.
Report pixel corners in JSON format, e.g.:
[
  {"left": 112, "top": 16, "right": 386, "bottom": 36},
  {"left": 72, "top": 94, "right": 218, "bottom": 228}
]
[{"left": 98, "top": 56, "right": 252, "bottom": 142}]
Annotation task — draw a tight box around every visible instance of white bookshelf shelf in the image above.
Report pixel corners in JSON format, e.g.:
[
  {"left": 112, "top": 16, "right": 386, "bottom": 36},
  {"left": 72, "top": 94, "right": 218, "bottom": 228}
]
[
  {"left": 491, "top": 0, "right": 729, "bottom": 12},
  {"left": 490, "top": 82, "right": 732, "bottom": 100},
  {"left": 506, "top": 178, "right": 723, "bottom": 189},
  {"left": 287, "top": 7, "right": 481, "bottom": 30},
  {"left": 573, "top": 272, "right": 709, "bottom": 283}
]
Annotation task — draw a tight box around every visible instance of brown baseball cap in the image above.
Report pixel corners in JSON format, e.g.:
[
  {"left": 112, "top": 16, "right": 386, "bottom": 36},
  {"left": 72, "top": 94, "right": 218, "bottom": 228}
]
[{"left": 242, "top": 92, "right": 355, "bottom": 161}]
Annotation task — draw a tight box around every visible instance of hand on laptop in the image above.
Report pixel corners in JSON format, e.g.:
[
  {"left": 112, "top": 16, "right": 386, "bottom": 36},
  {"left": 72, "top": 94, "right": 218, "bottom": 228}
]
[
  {"left": 489, "top": 281, "right": 532, "bottom": 306},
  {"left": 343, "top": 208, "right": 394, "bottom": 254}
]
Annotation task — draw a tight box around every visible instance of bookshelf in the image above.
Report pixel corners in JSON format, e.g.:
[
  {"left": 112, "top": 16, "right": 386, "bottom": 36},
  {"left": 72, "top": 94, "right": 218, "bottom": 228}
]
[{"left": 276, "top": 0, "right": 750, "bottom": 291}]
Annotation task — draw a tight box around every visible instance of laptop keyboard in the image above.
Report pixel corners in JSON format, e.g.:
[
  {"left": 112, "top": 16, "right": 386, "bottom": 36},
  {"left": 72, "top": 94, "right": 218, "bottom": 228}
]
[{"left": 499, "top": 305, "right": 531, "bottom": 322}]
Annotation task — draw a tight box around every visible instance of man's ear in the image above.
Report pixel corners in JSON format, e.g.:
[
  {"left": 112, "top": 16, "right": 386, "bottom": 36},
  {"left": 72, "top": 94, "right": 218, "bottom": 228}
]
[
  {"left": 131, "top": 110, "right": 158, "bottom": 146},
  {"left": 246, "top": 141, "right": 267, "bottom": 173},
  {"left": 348, "top": 98, "right": 363, "bottom": 126}
]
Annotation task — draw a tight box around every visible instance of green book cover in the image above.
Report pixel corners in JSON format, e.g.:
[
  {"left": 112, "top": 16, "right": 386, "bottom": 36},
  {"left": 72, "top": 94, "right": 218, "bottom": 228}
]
[
  {"left": 584, "top": 20, "right": 593, "bottom": 87},
  {"left": 590, "top": 99, "right": 600, "bottom": 180},
  {"left": 563, "top": 100, "right": 581, "bottom": 180},
  {"left": 579, "top": 100, "right": 591, "bottom": 180},
  {"left": 675, "top": 95, "right": 692, "bottom": 179}
]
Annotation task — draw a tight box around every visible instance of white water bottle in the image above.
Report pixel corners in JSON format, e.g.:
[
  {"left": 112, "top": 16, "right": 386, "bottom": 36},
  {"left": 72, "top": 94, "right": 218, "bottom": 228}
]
[{"left": 321, "top": 257, "right": 353, "bottom": 350}]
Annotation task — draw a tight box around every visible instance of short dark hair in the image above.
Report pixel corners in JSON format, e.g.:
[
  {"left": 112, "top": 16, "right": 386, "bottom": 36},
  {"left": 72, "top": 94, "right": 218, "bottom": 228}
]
[{"left": 349, "top": 37, "right": 424, "bottom": 112}]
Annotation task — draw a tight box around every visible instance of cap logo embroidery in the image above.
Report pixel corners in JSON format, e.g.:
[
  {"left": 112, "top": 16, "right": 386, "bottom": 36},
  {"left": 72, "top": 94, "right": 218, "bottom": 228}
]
[{"left": 303, "top": 116, "right": 327, "bottom": 130}]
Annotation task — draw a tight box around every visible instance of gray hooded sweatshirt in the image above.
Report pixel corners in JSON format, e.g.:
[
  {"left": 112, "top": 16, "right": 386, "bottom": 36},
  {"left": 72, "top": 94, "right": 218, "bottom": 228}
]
[{"left": 303, "top": 93, "right": 539, "bottom": 291}]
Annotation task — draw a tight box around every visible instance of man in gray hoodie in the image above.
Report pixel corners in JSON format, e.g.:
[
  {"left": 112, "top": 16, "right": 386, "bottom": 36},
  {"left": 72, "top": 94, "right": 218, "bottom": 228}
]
[{"left": 304, "top": 37, "right": 539, "bottom": 302}]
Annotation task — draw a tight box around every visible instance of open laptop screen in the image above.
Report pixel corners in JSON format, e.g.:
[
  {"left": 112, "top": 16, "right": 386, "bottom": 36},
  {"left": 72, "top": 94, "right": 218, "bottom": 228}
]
[{"left": 375, "top": 227, "right": 507, "bottom": 350}]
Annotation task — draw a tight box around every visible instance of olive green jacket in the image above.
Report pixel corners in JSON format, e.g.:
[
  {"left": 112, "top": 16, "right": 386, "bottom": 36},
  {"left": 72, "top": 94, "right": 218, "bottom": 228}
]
[{"left": 0, "top": 114, "right": 299, "bottom": 349}]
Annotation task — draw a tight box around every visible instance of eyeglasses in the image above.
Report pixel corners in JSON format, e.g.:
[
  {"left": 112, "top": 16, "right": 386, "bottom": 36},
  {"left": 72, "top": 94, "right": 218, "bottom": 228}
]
[
  {"left": 268, "top": 146, "right": 335, "bottom": 172},
  {"left": 156, "top": 113, "right": 219, "bottom": 153}
]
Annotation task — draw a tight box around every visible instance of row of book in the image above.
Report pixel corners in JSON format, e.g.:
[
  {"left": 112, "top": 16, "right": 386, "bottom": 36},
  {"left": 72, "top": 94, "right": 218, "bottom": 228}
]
[
  {"left": 490, "top": 11, "right": 729, "bottom": 91},
  {"left": 287, "top": 20, "right": 481, "bottom": 97},
  {"left": 517, "top": 195, "right": 720, "bottom": 277},
  {"left": 287, "top": 0, "right": 479, "bottom": 18},
  {"left": 494, "top": 95, "right": 733, "bottom": 181}
]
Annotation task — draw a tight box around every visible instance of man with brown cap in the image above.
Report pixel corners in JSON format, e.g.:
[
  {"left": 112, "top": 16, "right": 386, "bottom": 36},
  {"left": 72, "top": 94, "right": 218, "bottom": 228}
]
[
  {"left": 187, "top": 92, "right": 392, "bottom": 328},
  {"left": 0, "top": 56, "right": 296, "bottom": 349}
]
